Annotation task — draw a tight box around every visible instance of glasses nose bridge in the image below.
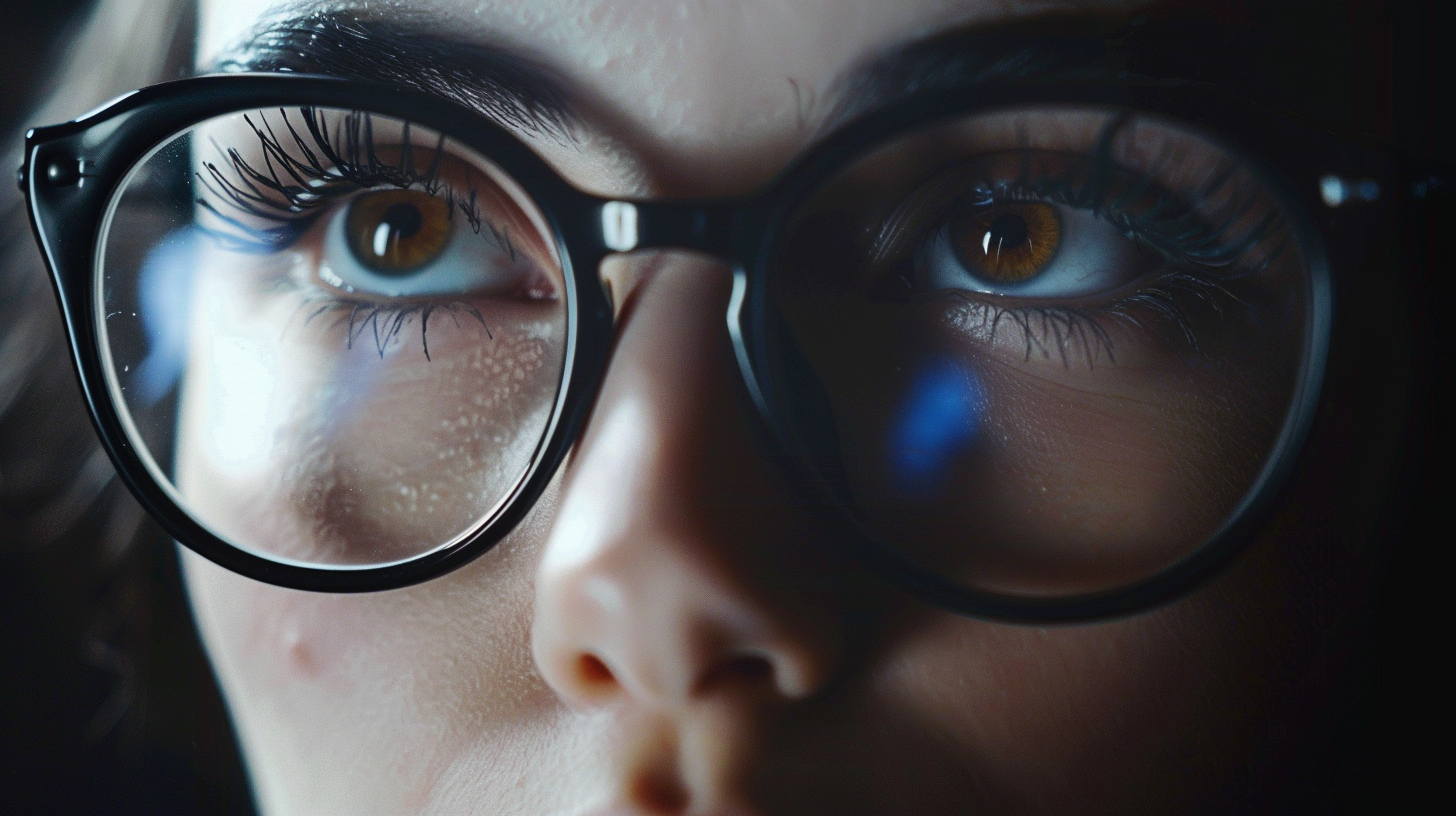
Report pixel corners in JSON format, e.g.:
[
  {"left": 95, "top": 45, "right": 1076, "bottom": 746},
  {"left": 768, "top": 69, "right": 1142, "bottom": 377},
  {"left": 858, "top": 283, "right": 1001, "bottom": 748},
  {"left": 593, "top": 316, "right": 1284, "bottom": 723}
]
[
  {"left": 594, "top": 198, "right": 747, "bottom": 261},
  {"left": 585, "top": 197, "right": 770, "bottom": 430}
]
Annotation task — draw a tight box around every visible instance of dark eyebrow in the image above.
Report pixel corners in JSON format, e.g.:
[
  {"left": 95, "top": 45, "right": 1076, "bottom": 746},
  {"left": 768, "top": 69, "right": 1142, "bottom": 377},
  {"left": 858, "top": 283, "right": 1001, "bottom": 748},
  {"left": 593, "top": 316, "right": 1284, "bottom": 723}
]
[
  {"left": 214, "top": 10, "right": 1290, "bottom": 148},
  {"left": 209, "top": 10, "right": 578, "bottom": 139},
  {"left": 828, "top": 15, "right": 1286, "bottom": 129}
]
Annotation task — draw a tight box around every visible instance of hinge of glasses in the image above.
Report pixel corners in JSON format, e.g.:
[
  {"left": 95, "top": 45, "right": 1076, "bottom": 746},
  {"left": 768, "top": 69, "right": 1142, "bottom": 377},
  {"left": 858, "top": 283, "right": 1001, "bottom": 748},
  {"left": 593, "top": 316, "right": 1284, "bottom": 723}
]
[{"left": 19, "top": 157, "right": 92, "bottom": 192}]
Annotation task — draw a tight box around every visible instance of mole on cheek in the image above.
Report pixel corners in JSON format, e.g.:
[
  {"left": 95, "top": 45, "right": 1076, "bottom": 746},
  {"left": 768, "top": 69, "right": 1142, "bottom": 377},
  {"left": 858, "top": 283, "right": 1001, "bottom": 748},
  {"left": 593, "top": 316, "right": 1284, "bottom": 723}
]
[
  {"left": 280, "top": 625, "right": 322, "bottom": 679},
  {"left": 240, "top": 589, "right": 350, "bottom": 684}
]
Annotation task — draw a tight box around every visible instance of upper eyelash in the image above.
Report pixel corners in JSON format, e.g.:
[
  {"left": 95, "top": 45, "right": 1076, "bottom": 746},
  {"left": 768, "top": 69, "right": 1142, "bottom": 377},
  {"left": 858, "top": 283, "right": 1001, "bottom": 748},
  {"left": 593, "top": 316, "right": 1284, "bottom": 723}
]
[
  {"left": 194, "top": 107, "right": 516, "bottom": 259},
  {"left": 1016, "top": 120, "right": 1289, "bottom": 278},
  {"left": 932, "top": 170, "right": 1276, "bottom": 281}
]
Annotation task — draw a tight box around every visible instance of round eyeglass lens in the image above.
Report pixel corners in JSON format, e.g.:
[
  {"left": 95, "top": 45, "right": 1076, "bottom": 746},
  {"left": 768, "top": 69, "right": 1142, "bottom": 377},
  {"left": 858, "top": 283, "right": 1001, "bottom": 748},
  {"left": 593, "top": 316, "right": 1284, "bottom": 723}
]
[
  {"left": 766, "top": 106, "right": 1322, "bottom": 598},
  {"left": 98, "top": 107, "right": 568, "bottom": 568}
]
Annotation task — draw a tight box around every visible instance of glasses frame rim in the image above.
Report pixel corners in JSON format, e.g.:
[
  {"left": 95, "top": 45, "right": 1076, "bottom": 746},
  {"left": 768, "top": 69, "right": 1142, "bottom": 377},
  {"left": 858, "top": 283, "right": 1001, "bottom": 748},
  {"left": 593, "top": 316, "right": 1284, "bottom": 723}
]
[{"left": 21, "top": 72, "right": 1372, "bottom": 619}]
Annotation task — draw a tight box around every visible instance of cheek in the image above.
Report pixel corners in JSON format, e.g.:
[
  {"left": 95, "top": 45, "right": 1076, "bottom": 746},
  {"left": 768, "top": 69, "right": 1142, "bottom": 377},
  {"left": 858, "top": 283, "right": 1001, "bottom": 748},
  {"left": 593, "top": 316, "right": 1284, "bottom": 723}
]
[
  {"left": 182, "top": 480, "right": 565, "bottom": 810},
  {"left": 784, "top": 289, "right": 1296, "bottom": 594},
  {"left": 871, "top": 604, "right": 1236, "bottom": 812},
  {"left": 182, "top": 480, "right": 560, "bottom": 702},
  {"left": 903, "top": 350, "right": 1277, "bottom": 585},
  {"left": 173, "top": 267, "right": 566, "bottom": 565},
  {"left": 184, "top": 553, "right": 364, "bottom": 689}
]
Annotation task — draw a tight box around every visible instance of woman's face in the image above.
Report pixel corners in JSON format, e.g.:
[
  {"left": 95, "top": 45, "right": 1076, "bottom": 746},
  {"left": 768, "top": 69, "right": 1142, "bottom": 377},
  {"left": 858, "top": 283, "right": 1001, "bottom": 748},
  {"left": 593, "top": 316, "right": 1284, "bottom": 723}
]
[{"left": 178, "top": 0, "right": 1350, "bottom": 812}]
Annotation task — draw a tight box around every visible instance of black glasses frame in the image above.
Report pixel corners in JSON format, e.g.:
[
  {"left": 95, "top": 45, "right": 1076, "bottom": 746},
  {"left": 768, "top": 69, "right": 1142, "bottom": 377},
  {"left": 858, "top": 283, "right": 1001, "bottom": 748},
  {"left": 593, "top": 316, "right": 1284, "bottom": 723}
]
[{"left": 21, "top": 72, "right": 1395, "bottom": 620}]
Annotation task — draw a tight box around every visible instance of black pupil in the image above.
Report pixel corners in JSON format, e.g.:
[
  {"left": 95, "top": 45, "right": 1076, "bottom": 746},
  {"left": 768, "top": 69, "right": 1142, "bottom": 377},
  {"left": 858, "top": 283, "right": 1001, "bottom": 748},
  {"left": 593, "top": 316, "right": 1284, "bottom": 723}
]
[
  {"left": 379, "top": 202, "right": 424, "bottom": 246},
  {"left": 985, "top": 212, "right": 1029, "bottom": 254}
]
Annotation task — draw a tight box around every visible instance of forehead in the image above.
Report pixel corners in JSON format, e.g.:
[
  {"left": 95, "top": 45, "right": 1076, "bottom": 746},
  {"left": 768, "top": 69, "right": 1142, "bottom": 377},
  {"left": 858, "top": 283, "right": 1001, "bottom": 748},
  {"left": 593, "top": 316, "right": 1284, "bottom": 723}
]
[{"left": 199, "top": 0, "right": 1149, "bottom": 194}]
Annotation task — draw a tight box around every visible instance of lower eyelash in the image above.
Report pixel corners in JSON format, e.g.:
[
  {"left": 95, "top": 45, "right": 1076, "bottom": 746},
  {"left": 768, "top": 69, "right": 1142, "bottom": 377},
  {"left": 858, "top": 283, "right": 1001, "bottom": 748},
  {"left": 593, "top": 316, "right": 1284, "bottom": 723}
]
[
  {"left": 294, "top": 296, "right": 492, "bottom": 361},
  {"left": 976, "top": 301, "right": 1121, "bottom": 367},
  {"left": 1096, "top": 268, "right": 1234, "bottom": 352},
  {"left": 940, "top": 265, "right": 1228, "bottom": 367}
]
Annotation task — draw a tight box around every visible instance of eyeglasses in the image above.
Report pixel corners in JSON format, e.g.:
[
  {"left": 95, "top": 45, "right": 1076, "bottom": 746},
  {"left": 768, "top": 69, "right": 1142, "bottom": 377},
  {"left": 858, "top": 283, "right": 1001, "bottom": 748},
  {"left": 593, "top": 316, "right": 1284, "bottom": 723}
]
[{"left": 21, "top": 73, "right": 1400, "bottom": 620}]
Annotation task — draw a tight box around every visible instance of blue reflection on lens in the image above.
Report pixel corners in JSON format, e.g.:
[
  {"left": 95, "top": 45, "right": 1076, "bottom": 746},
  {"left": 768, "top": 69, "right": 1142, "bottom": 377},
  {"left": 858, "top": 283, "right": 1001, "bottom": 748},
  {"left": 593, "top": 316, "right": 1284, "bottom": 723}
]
[
  {"left": 134, "top": 229, "right": 200, "bottom": 405},
  {"left": 890, "top": 357, "right": 984, "bottom": 496}
]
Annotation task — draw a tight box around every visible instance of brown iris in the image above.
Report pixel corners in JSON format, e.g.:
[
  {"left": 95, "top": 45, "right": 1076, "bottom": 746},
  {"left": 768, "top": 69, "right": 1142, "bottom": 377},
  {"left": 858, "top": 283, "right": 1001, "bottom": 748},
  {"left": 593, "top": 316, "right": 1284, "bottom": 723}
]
[
  {"left": 948, "top": 202, "right": 1061, "bottom": 284},
  {"left": 345, "top": 190, "right": 453, "bottom": 275}
]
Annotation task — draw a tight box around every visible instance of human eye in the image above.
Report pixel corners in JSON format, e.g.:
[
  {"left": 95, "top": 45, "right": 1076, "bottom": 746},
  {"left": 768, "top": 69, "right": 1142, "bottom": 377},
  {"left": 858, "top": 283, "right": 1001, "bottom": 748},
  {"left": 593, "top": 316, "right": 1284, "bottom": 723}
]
[
  {"left": 915, "top": 197, "right": 1138, "bottom": 300},
  {"left": 849, "top": 124, "right": 1290, "bottom": 366},
  {"left": 323, "top": 188, "right": 530, "bottom": 298},
  {"left": 193, "top": 108, "right": 558, "bottom": 356},
  {"left": 767, "top": 107, "right": 1312, "bottom": 597},
  {"left": 100, "top": 106, "right": 570, "bottom": 568}
]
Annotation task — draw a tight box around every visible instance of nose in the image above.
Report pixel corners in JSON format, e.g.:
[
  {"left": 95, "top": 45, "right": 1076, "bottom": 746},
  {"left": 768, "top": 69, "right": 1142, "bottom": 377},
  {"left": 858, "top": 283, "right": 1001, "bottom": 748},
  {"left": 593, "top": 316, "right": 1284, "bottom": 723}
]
[{"left": 530, "top": 253, "right": 844, "bottom": 794}]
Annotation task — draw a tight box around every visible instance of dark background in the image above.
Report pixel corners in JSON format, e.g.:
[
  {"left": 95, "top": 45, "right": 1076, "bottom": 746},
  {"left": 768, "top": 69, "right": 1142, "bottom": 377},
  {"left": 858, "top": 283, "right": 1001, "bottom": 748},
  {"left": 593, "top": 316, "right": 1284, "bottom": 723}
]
[
  {"left": 0, "top": 0, "right": 1449, "bottom": 813},
  {"left": 1, "top": 4, "right": 254, "bottom": 813}
]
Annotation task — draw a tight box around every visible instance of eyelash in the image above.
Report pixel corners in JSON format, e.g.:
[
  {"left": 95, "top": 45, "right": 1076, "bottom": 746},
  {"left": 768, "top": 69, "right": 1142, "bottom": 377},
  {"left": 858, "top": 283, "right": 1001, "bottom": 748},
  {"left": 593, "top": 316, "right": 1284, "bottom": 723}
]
[
  {"left": 299, "top": 297, "right": 491, "bottom": 362},
  {"left": 195, "top": 107, "right": 519, "bottom": 355},
  {"left": 197, "top": 107, "right": 515, "bottom": 255},
  {"left": 947, "top": 183, "right": 1239, "bottom": 365},
  {"left": 938, "top": 269, "right": 1226, "bottom": 368}
]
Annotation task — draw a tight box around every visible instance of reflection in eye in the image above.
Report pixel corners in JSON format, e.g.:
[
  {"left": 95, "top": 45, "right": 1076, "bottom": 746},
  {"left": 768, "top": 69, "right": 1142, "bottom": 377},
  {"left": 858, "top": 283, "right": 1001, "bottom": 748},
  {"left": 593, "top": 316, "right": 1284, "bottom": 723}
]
[
  {"left": 953, "top": 203, "right": 1061, "bottom": 283},
  {"left": 345, "top": 189, "right": 452, "bottom": 274}
]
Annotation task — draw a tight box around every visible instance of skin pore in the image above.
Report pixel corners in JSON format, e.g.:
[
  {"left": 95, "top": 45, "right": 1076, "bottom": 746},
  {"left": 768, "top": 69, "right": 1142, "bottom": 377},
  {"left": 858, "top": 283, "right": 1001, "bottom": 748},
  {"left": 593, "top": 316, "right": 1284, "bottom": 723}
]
[{"left": 177, "top": 1, "right": 1357, "bottom": 813}]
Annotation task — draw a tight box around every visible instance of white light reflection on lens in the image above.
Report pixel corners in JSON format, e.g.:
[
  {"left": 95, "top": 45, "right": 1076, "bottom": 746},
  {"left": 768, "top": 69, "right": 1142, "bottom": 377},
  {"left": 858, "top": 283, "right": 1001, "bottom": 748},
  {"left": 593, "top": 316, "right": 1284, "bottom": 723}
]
[{"left": 204, "top": 336, "right": 279, "bottom": 475}]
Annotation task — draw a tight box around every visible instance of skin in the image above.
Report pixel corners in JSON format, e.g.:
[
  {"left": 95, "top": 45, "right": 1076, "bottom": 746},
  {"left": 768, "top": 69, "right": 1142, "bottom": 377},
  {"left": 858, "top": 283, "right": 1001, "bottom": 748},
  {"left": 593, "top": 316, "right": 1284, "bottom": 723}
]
[{"left": 175, "top": 1, "right": 1377, "bottom": 813}]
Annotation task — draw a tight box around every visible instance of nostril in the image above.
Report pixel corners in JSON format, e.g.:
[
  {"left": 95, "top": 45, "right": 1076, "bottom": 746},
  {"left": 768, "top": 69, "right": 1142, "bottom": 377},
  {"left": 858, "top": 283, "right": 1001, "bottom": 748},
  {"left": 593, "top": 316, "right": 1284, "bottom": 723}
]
[
  {"left": 725, "top": 655, "right": 772, "bottom": 680},
  {"left": 577, "top": 653, "right": 617, "bottom": 688},
  {"left": 698, "top": 653, "right": 774, "bottom": 694},
  {"left": 629, "top": 768, "right": 689, "bottom": 814}
]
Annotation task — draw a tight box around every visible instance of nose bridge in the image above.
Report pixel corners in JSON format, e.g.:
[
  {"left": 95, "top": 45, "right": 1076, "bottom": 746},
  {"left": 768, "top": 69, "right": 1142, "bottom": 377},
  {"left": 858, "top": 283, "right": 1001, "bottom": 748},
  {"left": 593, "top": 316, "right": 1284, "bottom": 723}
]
[{"left": 531, "top": 250, "right": 841, "bottom": 713}]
